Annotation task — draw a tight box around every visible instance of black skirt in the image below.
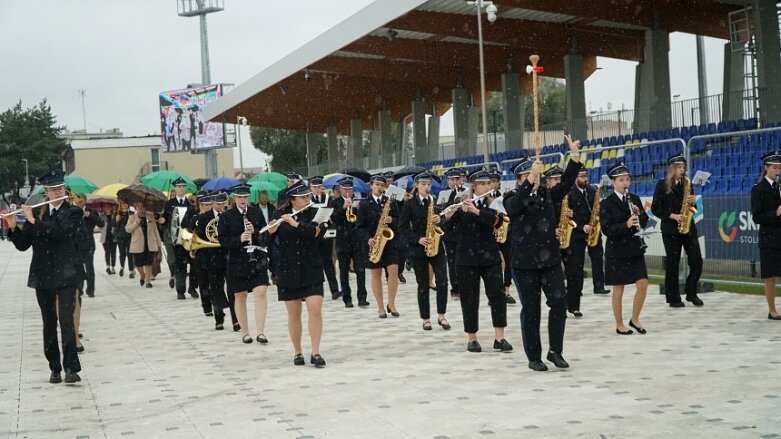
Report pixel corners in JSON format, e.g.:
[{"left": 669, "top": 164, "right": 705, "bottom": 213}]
[
  {"left": 133, "top": 250, "right": 155, "bottom": 267},
  {"left": 278, "top": 282, "right": 324, "bottom": 302},
  {"left": 605, "top": 256, "right": 648, "bottom": 286},
  {"left": 227, "top": 270, "right": 269, "bottom": 294},
  {"left": 760, "top": 246, "right": 781, "bottom": 279},
  {"left": 366, "top": 246, "right": 399, "bottom": 269}
]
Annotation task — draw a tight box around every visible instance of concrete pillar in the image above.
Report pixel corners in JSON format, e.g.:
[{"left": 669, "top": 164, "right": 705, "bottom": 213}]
[
  {"left": 412, "top": 99, "right": 427, "bottom": 164},
  {"left": 369, "top": 129, "right": 381, "bottom": 170},
  {"left": 467, "top": 106, "right": 481, "bottom": 158},
  {"left": 753, "top": 0, "right": 781, "bottom": 124},
  {"left": 427, "top": 114, "right": 440, "bottom": 163},
  {"left": 326, "top": 125, "right": 338, "bottom": 173},
  {"left": 696, "top": 35, "right": 710, "bottom": 125},
  {"left": 564, "top": 53, "right": 588, "bottom": 140},
  {"left": 378, "top": 109, "right": 392, "bottom": 168},
  {"left": 722, "top": 42, "right": 745, "bottom": 121},
  {"left": 633, "top": 29, "right": 672, "bottom": 132},
  {"left": 452, "top": 87, "right": 471, "bottom": 159},
  {"left": 305, "top": 129, "right": 320, "bottom": 176},
  {"left": 501, "top": 72, "right": 525, "bottom": 152},
  {"left": 349, "top": 117, "right": 362, "bottom": 167}
]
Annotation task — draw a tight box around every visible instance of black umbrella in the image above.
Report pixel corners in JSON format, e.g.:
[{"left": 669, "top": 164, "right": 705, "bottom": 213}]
[
  {"left": 341, "top": 168, "right": 372, "bottom": 182},
  {"left": 393, "top": 166, "right": 428, "bottom": 179},
  {"left": 117, "top": 184, "right": 167, "bottom": 213},
  {"left": 193, "top": 177, "right": 210, "bottom": 189}
]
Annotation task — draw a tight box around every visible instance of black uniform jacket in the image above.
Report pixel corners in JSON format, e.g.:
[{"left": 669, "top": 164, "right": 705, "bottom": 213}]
[
  {"left": 568, "top": 184, "right": 600, "bottom": 238},
  {"left": 8, "top": 201, "right": 84, "bottom": 289},
  {"left": 356, "top": 194, "right": 400, "bottom": 253},
  {"left": 217, "top": 205, "right": 269, "bottom": 278},
  {"left": 78, "top": 206, "right": 105, "bottom": 252},
  {"left": 751, "top": 178, "right": 781, "bottom": 249},
  {"left": 600, "top": 192, "right": 649, "bottom": 260},
  {"left": 398, "top": 194, "right": 443, "bottom": 259},
  {"left": 504, "top": 159, "right": 581, "bottom": 270},
  {"left": 164, "top": 197, "right": 195, "bottom": 246},
  {"left": 650, "top": 179, "right": 698, "bottom": 236},
  {"left": 329, "top": 195, "right": 360, "bottom": 254},
  {"left": 196, "top": 209, "right": 225, "bottom": 270},
  {"left": 273, "top": 206, "right": 328, "bottom": 288},
  {"left": 442, "top": 186, "right": 467, "bottom": 243},
  {"left": 446, "top": 199, "right": 501, "bottom": 267}
]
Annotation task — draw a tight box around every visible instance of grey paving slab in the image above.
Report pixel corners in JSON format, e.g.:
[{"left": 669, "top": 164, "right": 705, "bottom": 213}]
[{"left": 0, "top": 237, "right": 779, "bottom": 438}]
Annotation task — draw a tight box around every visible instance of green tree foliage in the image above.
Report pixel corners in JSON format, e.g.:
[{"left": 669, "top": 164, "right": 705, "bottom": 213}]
[
  {"left": 249, "top": 127, "right": 325, "bottom": 173},
  {"left": 0, "top": 100, "right": 69, "bottom": 204},
  {"left": 478, "top": 78, "right": 568, "bottom": 134}
]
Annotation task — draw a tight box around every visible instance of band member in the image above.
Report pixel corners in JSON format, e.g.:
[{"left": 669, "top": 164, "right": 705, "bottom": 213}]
[
  {"left": 651, "top": 154, "right": 704, "bottom": 308},
  {"left": 100, "top": 204, "right": 117, "bottom": 275},
  {"left": 268, "top": 181, "right": 328, "bottom": 367},
  {"left": 190, "top": 192, "right": 214, "bottom": 317},
  {"left": 218, "top": 185, "right": 270, "bottom": 344},
  {"left": 601, "top": 163, "right": 650, "bottom": 335},
  {"left": 358, "top": 174, "right": 401, "bottom": 318},
  {"left": 6, "top": 170, "right": 83, "bottom": 383},
  {"left": 504, "top": 137, "right": 580, "bottom": 372},
  {"left": 488, "top": 170, "right": 516, "bottom": 305},
  {"left": 276, "top": 173, "right": 302, "bottom": 207},
  {"left": 114, "top": 201, "right": 135, "bottom": 278},
  {"left": 398, "top": 171, "right": 450, "bottom": 331},
  {"left": 443, "top": 169, "right": 510, "bottom": 353},
  {"left": 198, "top": 191, "right": 237, "bottom": 330},
  {"left": 751, "top": 151, "right": 781, "bottom": 320},
  {"left": 441, "top": 168, "right": 467, "bottom": 300},
  {"left": 384, "top": 171, "right": 408, "bottom": 284},
  {"left": 310, "top": 176, "right": 340, "bottom": 299},
  {"left": 329, "top": 178, "right": 369, "bottom": 308},
  {"left": 162, "top": 177, "right": 198, "bottom": 300},
  {"left": 126, "top": 201, "right": 162, "bottom": 288},
  {"left": 74, "top": 194, "right": 104, "bottom": 297}
]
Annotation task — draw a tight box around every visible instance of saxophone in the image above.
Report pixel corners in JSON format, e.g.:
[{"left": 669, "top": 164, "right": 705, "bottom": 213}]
[
  {"left": 586, "top": 185, "right": 602, "bottom": 247},
  {"left": 494, "top": 214, "right": 510, "bottom": 244},
  {"left": 558, "top": 195, "right": 577, "bottom": 249},
  {"left": 677, "top": 176, "right": 697, "bottom": 235},
  {"left": 368, "top": 195, "right": 395, "bottom": 263},
  {"left": 424, "top": 195, "right": 444, "bottom": 257}
]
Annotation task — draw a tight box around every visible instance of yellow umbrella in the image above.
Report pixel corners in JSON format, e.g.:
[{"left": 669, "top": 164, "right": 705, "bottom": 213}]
[{"left": 94, "top": 183, "right": 128, "bottom": 197}]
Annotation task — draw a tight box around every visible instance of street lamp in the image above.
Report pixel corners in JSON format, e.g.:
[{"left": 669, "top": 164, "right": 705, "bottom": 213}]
[
  {"left": 21, "top": 159, "right": 29, "bottom": 190},
  {"left": 467, "top": 0, "right": 498, "bottom": 164},
  {"left": 236, "top": 116, "right": 247, "bottom": 179}
]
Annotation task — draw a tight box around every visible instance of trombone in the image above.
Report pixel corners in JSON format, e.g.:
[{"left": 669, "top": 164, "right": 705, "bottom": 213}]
[{"left": 0, "top": 196, "right": 69, "bottom": 219}]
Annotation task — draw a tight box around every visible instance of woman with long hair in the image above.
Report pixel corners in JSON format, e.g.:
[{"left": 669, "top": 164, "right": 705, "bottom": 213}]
[
  {"left": 125, "top": 202, "right": 162, "bottom": 288},
  {"left": 751, "top": 151, "right": 781, "bottom": 320}
]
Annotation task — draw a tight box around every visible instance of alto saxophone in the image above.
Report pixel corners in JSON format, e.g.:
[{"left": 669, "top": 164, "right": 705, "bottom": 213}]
[
  {"left": 558, "top": 195, "right": 577, "bottom": 249},
  {"left": 586, "top": 185, "right": 602, "bottom": 247},
  {"left": 677, "top": 176, "right": 697, "bottom": 235},
  {"left": 368, "top": 195, "right": 395, "bottom": 264},
  {"left": 423, "top": 195, "right": 444, "bottom": 257}
]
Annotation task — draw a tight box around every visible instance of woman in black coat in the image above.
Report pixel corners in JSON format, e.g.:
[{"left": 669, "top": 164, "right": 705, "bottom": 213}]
[
  {"left": 750, "top": 151, "right": 781, "bottom": 320},
  {"left": 600, "top": 163, "right": 650, "bottom": 335},
  {"left": 268, "top": 181, "right": 329, "bottom": 367}
]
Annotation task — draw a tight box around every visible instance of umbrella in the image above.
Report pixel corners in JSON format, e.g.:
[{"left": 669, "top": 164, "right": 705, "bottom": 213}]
[
  {"left": 393, "top": 175, "right": 442, "bottom": 195},
  {"left": 94, "top": 183, "right": 128, "bottom": 197},
  {"left": 37, "top": 174, "right": 100, "bottom": 195},
  {"left": 341, "top": 168, "right": 372, "bottom": 183},
  {"left": 117, "top": 184, "right": 167, "bottom": 213},
  {"left": 322, "top": 173, "right": 370, "bottom": 193},
  {"left": 203, "top": 177, "right": 241, "bottom": 191},
  {"left": 193, "top": 177, "right": 210, "bottom": 189},
  {"left": 140, "top": 170, "right": 197, "bottom": 193},
  {"left": 392, "top": 166, "right": 427, "bottom": 180},
  {"left": 249, "top": 181, "right": 280, "bottom": 203},
  {"left": 247, "top": 172, "right": 287, "bottom": 191},
  {"left": 86, "top": 194, "right": 118, "bottom": 210}
]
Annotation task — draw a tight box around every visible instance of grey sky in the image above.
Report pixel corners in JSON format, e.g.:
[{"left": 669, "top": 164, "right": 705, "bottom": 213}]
[{"left": 1, "top": 1, "right": 727, "bottom": 169}]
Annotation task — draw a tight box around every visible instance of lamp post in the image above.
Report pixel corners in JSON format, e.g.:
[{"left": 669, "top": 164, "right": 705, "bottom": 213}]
[
  {"left": 21, "top": 159, "right": 29, "bottom": 192},
  {"left": 467, "top": 0, "right": 498, "bottom": 164},
  {"left": 236, "top": 116, "right": 247, "bottom": 179}
]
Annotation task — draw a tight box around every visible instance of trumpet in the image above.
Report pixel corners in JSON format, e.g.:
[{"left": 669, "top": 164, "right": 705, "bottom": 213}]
[
  {"left": 259, "top": 202, "right": 314, "bottom": 233},
  {"left": 346, "top": 198, "right": 357, "bottom": 223},
  {"left": 0, "top": 196, "right": 69, "bottom": 219}
]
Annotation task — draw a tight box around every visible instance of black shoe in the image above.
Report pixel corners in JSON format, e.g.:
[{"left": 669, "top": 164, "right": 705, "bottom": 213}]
[
  {"left": 378, "top": 313, "right": 388, "bottom": 319},
  {"left": 168, "top": 279, "right": 175, "bottom": 289},
  {"left": 49, "top": 372, "right": 62, "bottom": 384},
  {"left": 310, "top": 354, "right": 326, "bottom": 368},
  {"left": 422, "top": 321, "right": 432, "bottom": 331},
  {"left": 145, "top": 283, "right": 153, "bottom": 289},
  {"left": 293, "top": 353, "right": 305, "bottom": 366},
  {"left": 493, "top": 339, "right": 513, "bottom": 352},
  {"left": 405, "top": 260, "right": 412, "bottom": 271},
  {"left": 256, "top": 334, "right": 268, "bottom": 344},
  {"left": 572, "top": 310, "right": 583, "bottom": 318},
  {"left": 686, "top": 296, "right": 704, "bottom": 307},
  {"left": 233, "top": 323, "right": 241, "bottom": 332},
  {"left": 331, "top": 291, "right": 343, "bottom": 300},
  {"left": 616, "top": 328, "right": 634, "bottom": 335},
  {"left": 86, "top": 291, "right": 94, "bottom": 298},
  {"left": 106, "top": 268, "right": 111, "bottom": 275},
  {"left": 386, "top": 305, "right": 400, "bottom": 317},
  {"left": 205, "top": 311, "right": 213, "bottom": 317},
  {"left": 242, "top": 335, "right": 253, "bottom": 344},
  {"left": 76, "top": 345, "right": 85, "bottom": 353},
  {"left": 546, "top": 351, "right": 570, "bottom": 368},
  {"left": 467, "top": 340, "right": 482, "bottom": 353},
  {"left": 129, "top": 272, "right": 135, "bottom": 279},
  {"left": 177, "top": 293, "right": 186, "bottom": 300},
  {"left": 64, "top": 372, "right": 81, "bottom": 384},
  {"left": 768, "top": 313, "right": 781, "bottom": 320},
  {"left": 215, "top": 324, "right": 224, "bottom": 331},
  {"left": 344, "top": 302, "right": 354, "bottom": 308},
  {"left": 528, "top": 360, "right": 548, "bottom": 372},
  {"left": 451, "top": 293, "right": 460, "bottom": 300},
  {"left": 119, "top": 268, "right": 124, "bottom": 277},
  {"left": 669, "top": 301, "right": 685, "bottom": 308},
  {"left": 358, "top": 300, "right": 370, "bottom": 308},
  {"left": 78, "top": 333, "right": 83, "bottom": 339},
  {"left": 505, "top": 294, "right": 517, "bottom": 304},
  {"left": 628, "top": 320, "right": 647, "bottom": 334},
  {"left": 594, "top": 289, "right": 611, "bottom": 295},
  {"left": 398, "top": 273, "right": 406, "bottom": 284},
  {"left": 189, "top": 290, "right": 199, "bottom": 298},
  {"left": 437, "top": 318, "right": 451, "bottom": 330}
]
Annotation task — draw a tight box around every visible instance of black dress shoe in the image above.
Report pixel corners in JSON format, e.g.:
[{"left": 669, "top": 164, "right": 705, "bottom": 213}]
[
  {"left": 398, "top": 273, "right": 406, "bottom": 284},
  {"left": 177, "top": 293, "right": 186, "bottom": 300},
  {"left": 76, "top": 345, "right": 85, "bottom": 353},
  {"left": 768, "top": 313, "right": 781, "bottom": 320},
  {"left": 189, "top": 290, "right": 199, "bottom": 298},
  {"left": 467, "top": 340, "right": 482, "bottom": 353},
  {"left": 616, "top": 328, "right": 634, "bottom": 335},
  {"left": 49, "top": 372, "right": 62, "bottom": 384},
  {"left": 358, "top": 300, "right": 370, "bottom": 307},
  {"left": 129, "top": 272, "right": 135, "bottom": 279},
  {"left": 594, "top": 289, "right": 611, "bottom": 295},
  {"left": 242, "top": 335, "right": 253, "bottom": 344},
  {"left": 293, "top": 353, "right": 305, "bottom": 366},
  {"left": 344, "top": 302, "right": 354, "bottom": 308},
  {"left": 422, "top": 321, "right": 432, "bottom": 331},
  {"left": 528, "top": 360, "right": 548, "bottom": 371},
  {"left": 573, "top": 310, "right": 583, "bottom": 318},
  {"left": 256, "top": 334, "right": 268, "bottom": 344},
  {"left": 86, "top": 291, "right": 95, "bottom": 298},
  {"left": 205, "top": 311, "right": 214, "bottom": 317},
  {"left": 310, "top": 354, "right": 326, "bottom": 368},
  {"left": 669, "top": 301, "right": 685, "bottom": 308},
  {"left": 386, "top": 305, "right": 400, "bottom": 317},
  {"left": 106, "top": 268, "right": 111, "bottom": 275},
  {"left": 64, "top": 372, "right": 81, "bottom": 384},
  {"left": 331, "top": 291, "right": 343, "bottom": 300},
  {"left": 119, "top": 268, "right": 124, "bottom": 277},
  {"left": 546, "top": 351, "right": 570, "bottom": 368},
  {"left": 628, "top": 320, "right": 647, "bottom": 334},
  {"left": 493, "top": 339, "right": 513, "bottom": 352},
  {"left": 215, "top": 324, "right": 224, "bottom": 331},
  {"left": 686, "top": 296, "right": 704, "bottom": 307},
  {"left": 78, "top": 333, "right": 83, "bottom": 339},
  {"left": 145, "top": 283, "right": 153, "bottom": 289},
  {"left": 437, "top": 318, "right": 451, "bottom": 330},
  {"left": 233, "top": 323, "right": 241, "bottom": 332},
  {"left": 168, "top": 279, "right": 175, "bottom": 289},
  {"left": 378, "top": 313, "right": 388, "bottom": 319},
  {"left": 505, "top": 294, "right": 517, "bottom": 304}
]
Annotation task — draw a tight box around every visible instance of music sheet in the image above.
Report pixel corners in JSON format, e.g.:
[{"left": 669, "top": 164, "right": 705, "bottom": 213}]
[
  {"left": 312, "top": 207, "right": 334, "bottom": 224},
  {"left": 691, "top": 170, "right": 711, "bottom": 186}
]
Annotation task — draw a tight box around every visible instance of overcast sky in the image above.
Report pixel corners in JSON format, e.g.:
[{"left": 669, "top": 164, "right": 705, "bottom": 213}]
[{"left": 0, "top": 0, "right": 728, "bottom": 169}]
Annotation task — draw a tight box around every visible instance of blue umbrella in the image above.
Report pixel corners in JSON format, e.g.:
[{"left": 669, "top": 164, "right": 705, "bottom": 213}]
[
  {"left": 322, "top": 173, "right": 371, "bottom": 193},
  {"left": 202, "top": 177, "right": 241, "bottom": 191},
  {"left": 393, "top": 175, "right": 442, "bottom": 195}
]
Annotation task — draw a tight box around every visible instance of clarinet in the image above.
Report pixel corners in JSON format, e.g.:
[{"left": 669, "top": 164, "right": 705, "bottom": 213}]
[
  {"left": 243, "top": 212, "right": 257, "bottom": 263},
  {"left": 627, "top": 195, "right": 647, "bottom": 251}
]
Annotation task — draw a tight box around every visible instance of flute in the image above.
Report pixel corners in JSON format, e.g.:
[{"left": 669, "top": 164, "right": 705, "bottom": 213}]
[
  {"left": 0, "top": 196, "right": 69, "bottom": 219},
  {"left": 259, "top": 202, "right": 315, "bottom": 234},
  {"left": 443, "top": 191, "right": 493, "bottom": 214}
]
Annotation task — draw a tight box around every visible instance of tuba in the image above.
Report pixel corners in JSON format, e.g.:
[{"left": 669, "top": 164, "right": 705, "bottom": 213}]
[
  {"left": 368, "top": 195, "right": 395, "bottom": 264},
  {"left": 423, "top": 195, "right": 444, "bottom": 257},
  {"left": 181, "top": 218, "right": 220, "bottom": 258},
  {"left": 586, "top": 185, "right": 603, "bottom": 247},
  {"left": 677, "top": 176, "right": 697, "bottom": 235},
  {"left": 558, "top": 195, "right": 577, "bottom": 249}
]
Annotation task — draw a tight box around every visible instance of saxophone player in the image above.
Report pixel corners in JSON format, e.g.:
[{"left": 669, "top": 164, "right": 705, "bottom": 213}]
[
  {"left": 397, "top": 171, "right": 450, "bottom": 331},
  {"left": 357, "top": 174, "right": 401, "bottom": 318},
  {"left": 651, "top": 154, "right": 704, "bottom": 308}
]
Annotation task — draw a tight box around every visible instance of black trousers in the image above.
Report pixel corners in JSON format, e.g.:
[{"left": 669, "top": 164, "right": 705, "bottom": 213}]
[
  {"left": 103, "top": 240, "right": 117, "bottom": 267},
  {"left": 318, "top": 239, "right": 339, "bottom": 294},
  {"left": 662, "top": 232, "right": 703, "bottom": 303},
  {"left": 173, "top": 245, "right": 190, "bottom": 296},
  {"left": 563, "top": 237, "right": 586, "bottom": 311},
  {"left": 197, "top": 262, "right": 212, "bottom": 314},
  {"left": 411, "top": 252, "right": 448, "bottom": 319},
  {"left": 500, "top": 242, "right": 513, "bottom": 287},
  {"left": 457, "top": 264, "right": 506, "bottom": 334},
  {"left": 337, "top": 250, "right": 367, "bottom": 304},
  {"left": 398, "top": 243, "right": 409, "bottom": 268},
  {"left": 587, "top": 239, "right": 606, "bottom": 291},
  {"left": 444, "top": 241, "right": 460, "bottom": 294},
  {"left": 81, "top": 249, "right": 96, "bottom": 294},
  {"left": 117, "top": 239, "right": 134, "bottom": 271},
  {"left": 513, "top": 265, "right": 567, "bottom": 362},
  {"left": 209, "top": 268, "right": 235, "bottom": 325},
  {"left": 36, "top": 287, "right": 81, "bottom": 373}
]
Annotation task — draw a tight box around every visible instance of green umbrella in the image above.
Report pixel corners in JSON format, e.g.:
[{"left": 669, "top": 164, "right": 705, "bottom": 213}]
[
  {"left": 247, "top": 172, "right": 287, "bottom": 191},
  {"left": 140, "top": 170, "right": 197, "bottom": 193},
  {"left": 250, "top": 181, "right": 280, "bottom": 203},
  {"left": 37, "top": 174, "right": 99, "bottom": 195}
]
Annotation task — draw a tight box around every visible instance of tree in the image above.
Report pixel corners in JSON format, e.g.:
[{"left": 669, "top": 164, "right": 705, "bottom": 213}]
[
  {"left": 0, "top": 100, "right": 69, "bottom": 204},
  {"left": 249, "top": 127, "right": 324, "bottom": 173},
  {"left": 478, "top": 78, "right": 568, "bottom": 135}
]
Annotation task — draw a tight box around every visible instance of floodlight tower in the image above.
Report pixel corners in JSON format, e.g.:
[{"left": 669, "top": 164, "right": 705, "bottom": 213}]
[{"left": 178, "top": 0, "right": 224, "bottom": 178}]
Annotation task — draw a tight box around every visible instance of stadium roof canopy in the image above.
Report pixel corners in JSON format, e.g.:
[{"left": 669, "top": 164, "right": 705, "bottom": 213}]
[{"left": 205, "top": 0, "right": 746, "bottom": 132}]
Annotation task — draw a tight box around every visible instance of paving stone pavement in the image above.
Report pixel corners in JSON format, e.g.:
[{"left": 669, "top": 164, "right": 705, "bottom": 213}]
[{"left": 0, "top": 238, "right": 780, "bottom": 438}]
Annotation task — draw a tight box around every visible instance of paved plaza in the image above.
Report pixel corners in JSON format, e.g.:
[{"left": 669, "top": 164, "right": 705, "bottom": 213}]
[{"left": 0, "top": 239, "right": 779, "bottom": 439}]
